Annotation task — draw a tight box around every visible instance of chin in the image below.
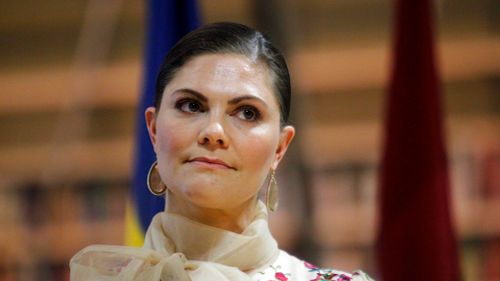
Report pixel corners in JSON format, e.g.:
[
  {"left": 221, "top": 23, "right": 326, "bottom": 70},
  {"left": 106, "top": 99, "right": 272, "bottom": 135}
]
[{"left": 179, "top": 184, "right": 228, "bottom": 209}]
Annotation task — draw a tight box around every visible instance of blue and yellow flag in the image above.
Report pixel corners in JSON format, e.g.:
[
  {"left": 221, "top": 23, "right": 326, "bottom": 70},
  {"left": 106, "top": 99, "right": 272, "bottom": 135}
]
[{"left": 126, "top": 0, "right": 200, "bottom": 246}]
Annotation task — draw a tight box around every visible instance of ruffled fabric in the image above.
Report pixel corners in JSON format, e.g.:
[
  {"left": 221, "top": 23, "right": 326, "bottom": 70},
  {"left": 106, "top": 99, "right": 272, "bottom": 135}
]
[
  {"left": 70, "top": 200, "right": 374, "bottom": 280},
  {"left": 70, "top": 246, "right": 192, "bottom": 281},
  {"left": 70, "top": 201, "right": 279, "bottom": 281}
]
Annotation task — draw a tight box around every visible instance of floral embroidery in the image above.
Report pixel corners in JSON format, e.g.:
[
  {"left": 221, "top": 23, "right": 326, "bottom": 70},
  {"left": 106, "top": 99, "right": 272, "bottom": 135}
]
[
  {"left": 304, "top": 262, "right": 352, "bottom": 281},
  {"left": 304, "top": 262, "right": 317, "bottom": 270},
  {"left": 256, "top": 265, "right": 291, "bottom": 281},
  {"left": 275, "top": 272, "right": 289, "bottom": 281},
  {"left": 255, "top": 257, "right": 373, "bottom": 281}
]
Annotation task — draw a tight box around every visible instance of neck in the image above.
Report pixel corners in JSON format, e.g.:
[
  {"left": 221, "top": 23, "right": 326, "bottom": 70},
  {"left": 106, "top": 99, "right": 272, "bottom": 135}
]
[{"left": 165, "top": 192, "right": 259, "bottom": 233}]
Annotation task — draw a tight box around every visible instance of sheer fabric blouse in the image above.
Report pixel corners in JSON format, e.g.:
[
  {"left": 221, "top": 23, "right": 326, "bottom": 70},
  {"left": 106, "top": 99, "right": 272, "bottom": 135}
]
[{"left": 70, "top": 201, "right": 373, "bottom": 281}]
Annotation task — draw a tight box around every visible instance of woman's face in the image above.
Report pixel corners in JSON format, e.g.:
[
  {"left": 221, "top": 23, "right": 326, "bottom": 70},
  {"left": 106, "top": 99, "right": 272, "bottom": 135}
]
[{"left": 145, "top": 53, "right": 294, "bottom": 211}]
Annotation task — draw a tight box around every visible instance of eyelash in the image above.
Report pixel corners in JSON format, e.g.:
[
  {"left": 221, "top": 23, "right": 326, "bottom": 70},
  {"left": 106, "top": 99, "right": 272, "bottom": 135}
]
[
  {"left": 234, "top": 105, "right": 261, "bottom": 122},
  {"left": 175, "top": 98, "right": 205, "bottom": 113},
  {"left": 174, "top": 98, "right": 261, "bottom": 122}
]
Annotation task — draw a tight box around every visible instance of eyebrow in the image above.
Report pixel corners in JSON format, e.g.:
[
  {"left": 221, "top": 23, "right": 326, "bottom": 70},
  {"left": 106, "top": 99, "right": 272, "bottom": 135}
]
[
  {"left": 228, "top": 95, "right": 268, "bottom": 107},
  {"left": 173, "top": 88, "right": 208, "bottom": 103},
  {"left": 173, "top": 88, "right": 268, "bottom": 107}
]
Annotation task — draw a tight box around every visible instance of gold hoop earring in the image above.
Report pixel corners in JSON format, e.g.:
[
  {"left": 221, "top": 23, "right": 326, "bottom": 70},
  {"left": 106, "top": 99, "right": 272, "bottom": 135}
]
[
  {"left": 147, "top": 161, "right": 167, "bottom": 196},
  {"left": 266, "top": 170, "right": 279, "bottom": 212}
]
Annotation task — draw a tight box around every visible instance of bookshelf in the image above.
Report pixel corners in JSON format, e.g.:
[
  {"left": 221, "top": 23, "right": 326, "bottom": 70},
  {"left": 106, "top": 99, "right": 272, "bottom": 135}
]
[{"left": 0, "top": 0, "right": 498, "bottom": 279}]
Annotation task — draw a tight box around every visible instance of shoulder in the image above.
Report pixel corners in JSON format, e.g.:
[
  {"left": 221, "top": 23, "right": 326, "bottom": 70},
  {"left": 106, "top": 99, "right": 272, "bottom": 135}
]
[{"left": 252, "top": 250, "right": 374, "bottom": 281}]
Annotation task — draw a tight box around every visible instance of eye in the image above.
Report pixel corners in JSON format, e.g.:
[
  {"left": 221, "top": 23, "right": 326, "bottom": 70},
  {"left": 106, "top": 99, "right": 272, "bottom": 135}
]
[
  {"left": 175, "top": 99, "right": 203, "bottom": 113},
  {"left": 235, "top": 106, "right": 260, "bottom": 121}
]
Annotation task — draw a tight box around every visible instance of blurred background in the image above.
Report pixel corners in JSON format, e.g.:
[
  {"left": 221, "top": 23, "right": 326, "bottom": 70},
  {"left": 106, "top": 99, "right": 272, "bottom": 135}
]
[{"left": 0, "top": 0, "right": 498, "bottom": 280}]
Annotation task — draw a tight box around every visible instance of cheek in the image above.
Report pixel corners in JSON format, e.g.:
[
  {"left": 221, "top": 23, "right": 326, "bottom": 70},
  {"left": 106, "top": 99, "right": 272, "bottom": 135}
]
[
  {"left": 155, "top": 118, "right": 195, "bottom": 161},
  {"left": 237, "top": 126, "right": 279, "bottom": 170}
]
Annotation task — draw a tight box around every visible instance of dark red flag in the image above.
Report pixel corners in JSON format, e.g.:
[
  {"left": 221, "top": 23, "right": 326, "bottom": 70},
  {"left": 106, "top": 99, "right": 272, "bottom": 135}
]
[{"left": 376, "top": 0, "right": 461, "bottom": 280}]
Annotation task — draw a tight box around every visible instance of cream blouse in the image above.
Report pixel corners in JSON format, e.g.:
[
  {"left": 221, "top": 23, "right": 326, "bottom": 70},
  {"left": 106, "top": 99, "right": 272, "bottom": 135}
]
[{"left": 70, "top": 201, "right": 373, "bottom": 281}]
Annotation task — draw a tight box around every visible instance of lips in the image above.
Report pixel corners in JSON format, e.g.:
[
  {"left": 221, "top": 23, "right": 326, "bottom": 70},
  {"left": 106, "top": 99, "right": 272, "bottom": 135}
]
[{"left": 187, "top": 156, "right": 235, "bottom": 170}]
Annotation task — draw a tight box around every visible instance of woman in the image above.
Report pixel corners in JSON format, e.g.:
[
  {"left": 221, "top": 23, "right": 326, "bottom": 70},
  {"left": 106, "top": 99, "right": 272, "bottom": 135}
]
[{"left": 70, "top": 22, "right": 373, "bottom": 281}]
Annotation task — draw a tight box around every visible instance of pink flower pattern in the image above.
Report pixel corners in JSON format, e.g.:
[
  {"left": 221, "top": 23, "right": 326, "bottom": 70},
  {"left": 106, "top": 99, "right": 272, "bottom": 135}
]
[
  {"left": 275, "top": 272, "right": 289, "bottom": 281},
  {"left": 305, "top": 262, "right": 352, "bottom": 281},
  {"left": 258, "top": 261, "right": 366, "bottom": 281},
  {"left": 260, "top": 265, "right": 291, "bottom": 281}
]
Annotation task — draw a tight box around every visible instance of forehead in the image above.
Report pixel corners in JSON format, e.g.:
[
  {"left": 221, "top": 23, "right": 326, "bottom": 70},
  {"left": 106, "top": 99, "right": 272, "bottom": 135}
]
[{"left": 165, "top": 53, "right": 276, "bottom": 102}]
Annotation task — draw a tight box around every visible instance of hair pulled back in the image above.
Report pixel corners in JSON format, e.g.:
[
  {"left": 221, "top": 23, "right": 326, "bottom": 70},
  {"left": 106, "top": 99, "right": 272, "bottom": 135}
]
[{"left": 155, "top": 22, "right": 291, "bottom": 126}]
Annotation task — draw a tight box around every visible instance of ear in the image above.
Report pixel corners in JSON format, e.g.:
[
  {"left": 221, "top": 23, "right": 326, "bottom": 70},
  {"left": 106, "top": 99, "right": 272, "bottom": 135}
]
[
  {"left": 145, "top": 107, "right": 158, "bottom": 153},
  {"left": 271, "top": 125, "right": 295, "bottom": 170}
]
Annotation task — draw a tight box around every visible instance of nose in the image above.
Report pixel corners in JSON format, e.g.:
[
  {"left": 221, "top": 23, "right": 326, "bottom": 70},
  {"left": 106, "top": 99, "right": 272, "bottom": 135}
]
[{"left": 197, "top": 115, "right": 229, "bottom": 149}]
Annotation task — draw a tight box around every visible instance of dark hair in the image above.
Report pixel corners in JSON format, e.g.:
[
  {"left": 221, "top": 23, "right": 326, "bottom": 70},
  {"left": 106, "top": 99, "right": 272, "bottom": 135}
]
[{"left": 155, "top": 22, "right": 291, "bottom": 126}]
